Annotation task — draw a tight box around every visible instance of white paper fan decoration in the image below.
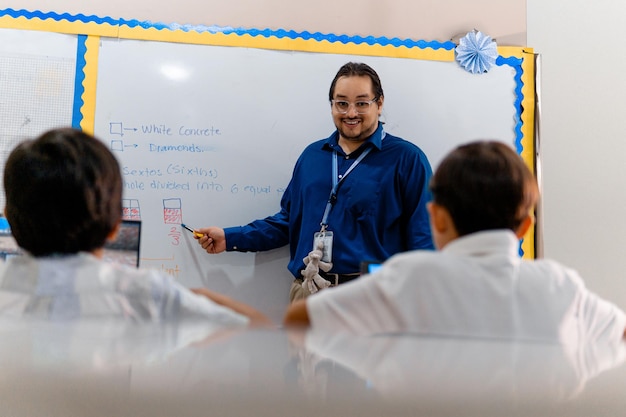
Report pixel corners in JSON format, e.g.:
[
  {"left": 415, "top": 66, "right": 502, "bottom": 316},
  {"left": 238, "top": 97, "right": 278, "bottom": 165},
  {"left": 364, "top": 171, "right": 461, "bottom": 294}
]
[{"left": 455, "top": 30, "right": 498, "bottom": 74}]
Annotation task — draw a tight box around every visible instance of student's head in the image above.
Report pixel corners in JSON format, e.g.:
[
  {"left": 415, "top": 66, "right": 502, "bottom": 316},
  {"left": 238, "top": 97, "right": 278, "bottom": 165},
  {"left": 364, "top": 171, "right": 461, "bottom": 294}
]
[
  {"left": 3, "top": 128, "right": 122, "bottom": 256},
  {"left": 328, "top": 62, "right": 384, "bottom": 142},
  {"left": 427, "top": 141, "right": 539, "bottom": 249}
]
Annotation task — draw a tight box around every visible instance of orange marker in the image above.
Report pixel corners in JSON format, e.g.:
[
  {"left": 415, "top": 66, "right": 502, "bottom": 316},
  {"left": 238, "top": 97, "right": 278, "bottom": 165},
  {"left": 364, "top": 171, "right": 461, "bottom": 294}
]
[{"left": 181, "top": 223, "right": 203, "bottom": 238}]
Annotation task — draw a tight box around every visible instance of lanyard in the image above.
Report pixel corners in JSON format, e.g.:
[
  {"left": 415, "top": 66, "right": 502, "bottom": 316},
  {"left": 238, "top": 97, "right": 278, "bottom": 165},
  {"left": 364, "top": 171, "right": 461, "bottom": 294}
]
[{"left": 319, "top": 146, "right": 373, "bottom": 231}]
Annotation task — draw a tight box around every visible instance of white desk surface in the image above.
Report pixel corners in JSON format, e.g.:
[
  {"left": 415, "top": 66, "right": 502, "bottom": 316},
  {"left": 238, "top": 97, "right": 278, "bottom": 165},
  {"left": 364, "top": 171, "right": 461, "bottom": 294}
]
[{"left": 1, "top": 319, "right": 625, "bottom": 417}]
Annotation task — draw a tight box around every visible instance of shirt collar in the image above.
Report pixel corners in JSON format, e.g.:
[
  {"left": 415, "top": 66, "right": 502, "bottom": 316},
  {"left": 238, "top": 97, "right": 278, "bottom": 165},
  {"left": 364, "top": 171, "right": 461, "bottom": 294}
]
[
  {"left": 442, "top": 230, "right": 522, "bottom": 259},
  {"left": 322, "top": 122, "right": 385, "bottom": 152}
]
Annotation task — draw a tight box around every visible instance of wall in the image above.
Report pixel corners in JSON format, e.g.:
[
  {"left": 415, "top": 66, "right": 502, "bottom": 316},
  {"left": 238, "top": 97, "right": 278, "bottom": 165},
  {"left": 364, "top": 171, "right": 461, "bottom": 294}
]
[
  {"left": 5, "top": 0, "right": 526, "bottom": 45},
  {"left": 528, "top": 1, "right": 626, "bottom": 310}
]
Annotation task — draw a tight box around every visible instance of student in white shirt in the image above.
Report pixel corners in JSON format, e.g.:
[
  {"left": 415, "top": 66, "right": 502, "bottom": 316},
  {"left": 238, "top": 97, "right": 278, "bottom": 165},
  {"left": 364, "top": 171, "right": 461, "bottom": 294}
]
[
  {"left": 0, "top": 127, "right": 270, "bottom": 327},
  {"left": 284, "top": 141, "right": 626, "bottom": 344}
]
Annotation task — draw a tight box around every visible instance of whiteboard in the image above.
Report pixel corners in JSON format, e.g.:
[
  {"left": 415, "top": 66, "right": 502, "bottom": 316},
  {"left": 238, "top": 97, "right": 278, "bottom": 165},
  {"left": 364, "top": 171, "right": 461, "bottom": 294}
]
[
  {"left": 0, "top": 28, "right": 77, "bottom": 210},
  {"left": 93, "top": 37, "right": 520, "bottom": 320}
]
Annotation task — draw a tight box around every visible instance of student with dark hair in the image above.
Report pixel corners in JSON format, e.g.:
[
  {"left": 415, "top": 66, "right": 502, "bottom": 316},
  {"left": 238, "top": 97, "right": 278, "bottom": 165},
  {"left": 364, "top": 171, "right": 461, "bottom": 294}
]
[
  {"left": 284, "top": 141, "right": 626, "bottom": 344},
  {"left": 0, "top": 127, "right": 270, "bottom": 326},
  {"left": 194, "top": 62, "right": 434, "bottom": 302}
]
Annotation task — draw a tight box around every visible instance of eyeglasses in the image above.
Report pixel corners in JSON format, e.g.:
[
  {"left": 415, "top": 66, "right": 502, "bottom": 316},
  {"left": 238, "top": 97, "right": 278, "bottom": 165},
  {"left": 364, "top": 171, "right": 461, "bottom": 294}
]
[{"left": 331, "top": 98, "right": 378, "bottom": 114}]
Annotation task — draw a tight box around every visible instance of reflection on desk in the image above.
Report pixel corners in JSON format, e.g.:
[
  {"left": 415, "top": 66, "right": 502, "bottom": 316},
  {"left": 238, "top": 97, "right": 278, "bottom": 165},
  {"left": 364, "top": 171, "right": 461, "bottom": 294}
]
[
  {"left": 302, "top": 330, "right": 626, "bottom": 405},
  {"left": 1, "top": 319, "right": 625, "bottom": 417}
]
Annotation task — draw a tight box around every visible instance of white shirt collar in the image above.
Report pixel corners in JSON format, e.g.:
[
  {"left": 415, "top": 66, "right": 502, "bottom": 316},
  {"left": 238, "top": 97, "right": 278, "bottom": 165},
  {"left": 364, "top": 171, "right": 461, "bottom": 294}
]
[{"left": 442, "top": 230, "right": 521, "bottom": 259}]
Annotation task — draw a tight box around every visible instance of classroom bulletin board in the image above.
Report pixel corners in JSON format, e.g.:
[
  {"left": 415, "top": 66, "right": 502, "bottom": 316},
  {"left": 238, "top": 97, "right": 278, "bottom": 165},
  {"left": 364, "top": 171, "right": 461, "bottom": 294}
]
[{"left": 0, "top": 8, "right": 535, "bottom": 317}]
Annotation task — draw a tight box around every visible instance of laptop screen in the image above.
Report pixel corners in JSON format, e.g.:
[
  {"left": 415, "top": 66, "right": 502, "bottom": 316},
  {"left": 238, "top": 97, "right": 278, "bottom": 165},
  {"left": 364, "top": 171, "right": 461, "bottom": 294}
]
[
  {"left": 0, "top": 219, "right": 141, "bottom": 268},
  {"left": 102, "top": 220, "right": 142, "bottom": 267},
  {"left": 360, "top": 260, "right": 383, "bottom": 275}
]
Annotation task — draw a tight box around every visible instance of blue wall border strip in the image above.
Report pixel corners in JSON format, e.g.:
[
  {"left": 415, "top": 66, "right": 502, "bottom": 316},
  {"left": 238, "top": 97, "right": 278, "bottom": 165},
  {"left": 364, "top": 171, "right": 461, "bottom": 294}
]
[
  {"left": 71, "top": 34, "right": 87, "bottom": 129},
  {"left": 496, "top": 55, "right": 525, "bottom": 155},
  {"left": 0, "top": 8, "right": 455, "bottom": 51}
]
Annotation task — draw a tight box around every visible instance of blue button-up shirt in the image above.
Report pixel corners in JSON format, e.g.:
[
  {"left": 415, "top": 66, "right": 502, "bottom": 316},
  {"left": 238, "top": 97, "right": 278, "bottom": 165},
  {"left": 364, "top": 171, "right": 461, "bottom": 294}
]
[{"left": 225, "top": 123, "right": 434, "bottom": 278}]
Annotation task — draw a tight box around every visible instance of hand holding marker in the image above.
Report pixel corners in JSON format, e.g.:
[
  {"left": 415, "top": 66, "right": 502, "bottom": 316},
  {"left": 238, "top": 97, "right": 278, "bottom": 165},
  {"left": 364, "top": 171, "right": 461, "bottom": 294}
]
[{"left": 181, "top": 223, "right": 204, "bottom": 238}]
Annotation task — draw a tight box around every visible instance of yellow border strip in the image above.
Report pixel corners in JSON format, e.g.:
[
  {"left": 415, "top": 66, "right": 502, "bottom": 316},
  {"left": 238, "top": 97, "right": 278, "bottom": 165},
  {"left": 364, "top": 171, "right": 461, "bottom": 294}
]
[
  {"left": 79, "top": 35, "right": 100, "bottom": 135},
  {"left": 117, "top": 27, "right": 456, "bottom": 62},
  {"left": 1, "top": 12, "right": 529, "bottom": 65},
  {"left": 518, "top": 48, "right": 536, "bottom": 259},
  {"left": 519, "top": 49, "right": 536, "bottom": 171}
]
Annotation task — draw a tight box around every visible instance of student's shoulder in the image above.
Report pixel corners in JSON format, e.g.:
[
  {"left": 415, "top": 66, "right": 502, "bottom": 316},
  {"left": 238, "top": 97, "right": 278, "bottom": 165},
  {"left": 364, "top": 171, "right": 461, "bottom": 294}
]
[
  {"left": 101, "top": 262, "right": 179, "bottom": 292},
  {"left": 382, "top": 249, "right": 454, "bottom": 279},
  {"left": 521, "top": 258, "right": 586, "bottom": 288}
]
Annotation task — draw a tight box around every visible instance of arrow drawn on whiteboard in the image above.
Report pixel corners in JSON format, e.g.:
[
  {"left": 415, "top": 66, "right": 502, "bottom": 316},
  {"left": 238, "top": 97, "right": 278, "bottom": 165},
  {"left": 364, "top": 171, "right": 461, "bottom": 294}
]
[
  {"left": 109, "top": 122, "right": 137, "bottom": 137},
  {"left": 20, "top": 116, "right": 31, "bottom": 128},
  {"left": 124, "top": 144, "right": 139, "bottom": 148}
]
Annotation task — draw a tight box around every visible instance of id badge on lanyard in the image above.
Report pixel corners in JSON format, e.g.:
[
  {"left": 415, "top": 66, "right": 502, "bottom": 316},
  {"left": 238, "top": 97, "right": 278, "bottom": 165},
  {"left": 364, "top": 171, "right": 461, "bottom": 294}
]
[
  {"left": 313, "top": 230, "right": 334, "bottom": 263},
  {"left": 315, "top": 146, "right": 373, "bottom": 264}
]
